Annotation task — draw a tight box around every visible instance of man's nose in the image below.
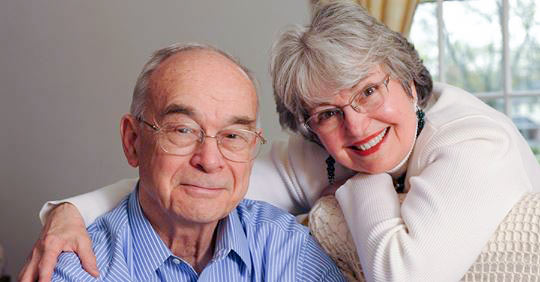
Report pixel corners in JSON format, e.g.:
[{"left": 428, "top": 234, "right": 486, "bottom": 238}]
[{"left": 190, "top": 136, "right": 224, "bottom": 173}]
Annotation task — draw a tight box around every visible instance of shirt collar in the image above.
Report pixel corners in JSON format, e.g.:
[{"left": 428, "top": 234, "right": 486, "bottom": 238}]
[
  {"left": 213, "top": 205, "right": 252, "bottom": 271},
  {"left": 128, "top": 186, "right": 252, "bottom": 278}
]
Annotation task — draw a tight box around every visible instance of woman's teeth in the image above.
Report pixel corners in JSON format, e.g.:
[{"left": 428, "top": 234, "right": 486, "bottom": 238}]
[{"left": 356, "top": 128, "right": 388, "bottom": 151}]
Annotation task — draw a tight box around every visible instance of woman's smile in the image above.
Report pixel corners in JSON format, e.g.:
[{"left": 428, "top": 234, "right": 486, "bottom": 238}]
[{"left": 348, "top": 127, "right": 389, "bottom": 156}]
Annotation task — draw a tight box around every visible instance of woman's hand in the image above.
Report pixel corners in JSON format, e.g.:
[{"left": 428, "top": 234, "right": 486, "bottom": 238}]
[{"left": 18, "top": 203, "right": 99, "bottom": 282}]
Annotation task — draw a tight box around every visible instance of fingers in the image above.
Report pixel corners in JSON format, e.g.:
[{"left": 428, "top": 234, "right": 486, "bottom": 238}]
[
  {"left": 19, "top": 203, "right": 96, "bottom": 281},
  {"left": 77, "top": 237, "right": 99, "bottom": 277},
  {"left": 18, "top": 248, "right": 40, "bottom": 282},
  {"left": 37, "top": 237, "right": 64, "bottom": 282}
]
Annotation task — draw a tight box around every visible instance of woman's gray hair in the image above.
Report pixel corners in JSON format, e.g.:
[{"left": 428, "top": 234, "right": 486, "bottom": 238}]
[
  {"left": 270, "top": 1, "right": 432, "bottom": 142},
  {"left": 131, "top": 42, "right": 259, "bottom": 120}
]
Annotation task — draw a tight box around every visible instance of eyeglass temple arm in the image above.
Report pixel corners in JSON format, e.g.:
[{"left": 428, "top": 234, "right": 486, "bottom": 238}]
[{"left": 136, "top": 116, "right": 159, "bottom": 131}]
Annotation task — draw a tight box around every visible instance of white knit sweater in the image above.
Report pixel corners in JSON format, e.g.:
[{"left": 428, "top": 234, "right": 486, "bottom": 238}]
[
  {"left": 334, "top": 83, "right": 540, "bottom": 281},
  {"left": 40, "top": 83, "right": 540, "bottom": 281}
]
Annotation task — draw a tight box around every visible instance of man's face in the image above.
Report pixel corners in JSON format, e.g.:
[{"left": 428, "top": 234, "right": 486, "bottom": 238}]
[{"left": 123, "top": 50, "right": 258, "bottom": 225}]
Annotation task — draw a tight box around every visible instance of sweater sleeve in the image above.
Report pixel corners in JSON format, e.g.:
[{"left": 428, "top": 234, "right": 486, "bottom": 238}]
[
  {"left": 39, "top": 178, "right": 136, "bottom": 227},
  {"left": 335, "top": 117, "right": 532, "bottom": 282},
  {"left": 246, "top": 135, "right": 354, "bottom": 214}
]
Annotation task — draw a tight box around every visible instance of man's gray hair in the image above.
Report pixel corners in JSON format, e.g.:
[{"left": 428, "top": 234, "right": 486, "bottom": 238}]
[
  {"left": 131, "top": 42, "right": 259, "bottom": 119},
  {"left": 270, "top": 1, "right": 432, "bottom": 142}
]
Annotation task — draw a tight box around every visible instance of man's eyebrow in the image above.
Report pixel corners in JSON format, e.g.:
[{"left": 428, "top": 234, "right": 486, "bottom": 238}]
[
  {"left": 229, "top": 116, "right": 257, "bottom": 127},
  {"left": 160, "top": 104, "right": 194, "bottom": 117},
  {"left": 160, "top": 103, "right": 256, "bottom": 127}
]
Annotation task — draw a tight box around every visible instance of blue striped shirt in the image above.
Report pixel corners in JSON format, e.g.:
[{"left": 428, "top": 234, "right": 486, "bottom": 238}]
[{"left": 52, "top": 188, "right": 345, "bottom": 281}]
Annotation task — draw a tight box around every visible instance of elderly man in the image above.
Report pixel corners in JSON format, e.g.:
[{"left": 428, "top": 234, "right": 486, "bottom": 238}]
[{"left": 44, "top": 43, "right": 344, "bottom": 281}]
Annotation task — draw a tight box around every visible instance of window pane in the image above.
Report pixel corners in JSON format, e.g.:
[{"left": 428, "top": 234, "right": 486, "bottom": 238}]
[
  {"left": 443, "top": 0, "right": 502, "bottom": 93},
  {"left": 481, "top": 97, "right": 505, "bottom": 113},
  {"left": 410, "top": 2, "right": 439, "bottom": 81},
  {"left": 512, "top": 97, "right": 540, "bottom": 161},
  {"left": 483, "top": 97, "right": 540, "bottom": 161},
  {"left": 510, "top": 0, "right": 540, "bottom": 92}
]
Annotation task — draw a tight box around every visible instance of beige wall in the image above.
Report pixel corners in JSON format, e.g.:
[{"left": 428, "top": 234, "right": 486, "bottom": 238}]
[{"left": 0, "top": 0, "right": 309, "bottom": 277}]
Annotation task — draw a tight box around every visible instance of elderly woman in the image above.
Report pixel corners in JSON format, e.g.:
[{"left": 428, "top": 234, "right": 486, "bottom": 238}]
[
  {"left": 269, "top": 2, "right": 540, "bottom": 281},
  {"left": 21, "top": 2, "right": 540, "bottom": 282}
]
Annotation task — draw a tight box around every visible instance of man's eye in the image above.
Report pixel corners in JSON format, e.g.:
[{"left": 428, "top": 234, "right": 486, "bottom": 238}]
[
  {"left": 222, "top": 131, "right": 251, "bottom": 141},
  {"left": 175, "top": 127, "right": 194, "bottom": 134},
  {"left": 224, "top": 133, "right": 239, "bottom": 139},
  {"left": 317, "top": 109, "right": 341, "bottom": 122}
]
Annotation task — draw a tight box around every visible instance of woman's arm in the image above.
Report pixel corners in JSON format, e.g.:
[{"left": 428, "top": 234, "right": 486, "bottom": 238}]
[
  {"left": 336, "top": 117, "right": 532, "bottom": 281},
  {"left": 246, "top": 135, "right": 353, "bottom": 214},
  {"left": 247, "top": 135, "right": 354, "bottom": 214},
  {"left": 39, "top": 178, "right": 137, "bottom": 226}
]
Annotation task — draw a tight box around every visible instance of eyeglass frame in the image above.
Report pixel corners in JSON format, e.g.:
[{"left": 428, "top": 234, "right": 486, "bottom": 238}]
[
  {"left": 136, "top": 115, "right": 267, "bottom": 163},
  {"left": 304, "top": 74, "right": 390, "bottom": 134}
]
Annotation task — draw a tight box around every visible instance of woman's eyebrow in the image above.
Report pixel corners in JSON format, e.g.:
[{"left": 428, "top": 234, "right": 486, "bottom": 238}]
[{"left": 351, "top": 72, "right": 381, "bottom": 90}]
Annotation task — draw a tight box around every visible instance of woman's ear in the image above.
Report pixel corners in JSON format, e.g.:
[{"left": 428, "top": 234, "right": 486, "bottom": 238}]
[
  {"left": 410, "top": 81, "right": 418, "bottom": 104},
  {"left": 120, "top": 114, "right": 140, "bottom": 167}
]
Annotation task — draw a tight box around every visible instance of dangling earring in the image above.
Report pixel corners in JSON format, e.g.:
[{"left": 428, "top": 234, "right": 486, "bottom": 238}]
[
  {"left": 416, "top": 106, "right": 425, "bottom": 137},
  {"left": 326, "top": 155, "right": 335, "bottom": 185}
]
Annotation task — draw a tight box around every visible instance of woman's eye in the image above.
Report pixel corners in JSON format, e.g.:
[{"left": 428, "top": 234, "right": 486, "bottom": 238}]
[
  {"left": 317, "top": 109, "right": 341, "bottom": 121},
  {"left": 362, "top": 86, "right": 376, "bottom": 97}
]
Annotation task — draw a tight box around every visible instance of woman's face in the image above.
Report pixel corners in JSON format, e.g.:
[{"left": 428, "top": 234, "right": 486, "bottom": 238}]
[{"left": 310, "top": 65, "right": 418, "bottom": 174}]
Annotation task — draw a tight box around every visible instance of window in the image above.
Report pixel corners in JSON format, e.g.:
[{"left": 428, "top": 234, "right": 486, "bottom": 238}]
[{"left": 410, "top": 0, "right": 540, "bottom": 161}]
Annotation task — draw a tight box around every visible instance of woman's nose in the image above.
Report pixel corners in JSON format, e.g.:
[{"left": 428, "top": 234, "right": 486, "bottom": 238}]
[{"left": 342, "top": 105, "right": 371, "bottom": 137}]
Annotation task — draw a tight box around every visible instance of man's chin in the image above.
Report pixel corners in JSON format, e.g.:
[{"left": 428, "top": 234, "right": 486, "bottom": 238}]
[
  {"left": 181, "top": 184, "right": 228, "bottom": 199},
  {"left": 174, "top": 206, "right": 232, "bottom": 225}
]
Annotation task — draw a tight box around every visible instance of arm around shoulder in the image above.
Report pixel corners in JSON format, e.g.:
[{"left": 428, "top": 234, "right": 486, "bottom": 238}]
[{"left": 39, "top": 178, "right": 137, "bottom": 227}]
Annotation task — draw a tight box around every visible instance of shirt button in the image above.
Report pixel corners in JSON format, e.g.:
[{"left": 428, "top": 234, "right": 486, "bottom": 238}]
[{"left": 172, "top": 258, "right": 181, "bottom": 265}]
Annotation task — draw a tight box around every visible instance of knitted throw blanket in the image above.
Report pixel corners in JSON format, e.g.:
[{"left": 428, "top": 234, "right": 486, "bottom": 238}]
[{"left": 308, "top": 193, "right": 540, "bottom": 281}]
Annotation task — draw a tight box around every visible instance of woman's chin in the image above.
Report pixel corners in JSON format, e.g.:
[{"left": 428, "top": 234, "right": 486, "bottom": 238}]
[
  {"left": 342, "top": 147, "right": 409, "bottom": 175},
  {"left": 347, "top": 163, "right": 389, "bottom": 175}
]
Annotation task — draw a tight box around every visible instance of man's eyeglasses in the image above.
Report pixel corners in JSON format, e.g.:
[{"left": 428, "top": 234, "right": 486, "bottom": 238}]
[
  {"left": 137, "top": 117, "right": 266, "bottom": 163},
  {"left": 305, "top": 75, "right": 390, "bottom": 134}
]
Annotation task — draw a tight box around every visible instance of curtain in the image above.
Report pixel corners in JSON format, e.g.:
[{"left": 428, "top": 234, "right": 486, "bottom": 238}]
[{"left": 311, "top": 0, "right": 420, "bottom": 38}]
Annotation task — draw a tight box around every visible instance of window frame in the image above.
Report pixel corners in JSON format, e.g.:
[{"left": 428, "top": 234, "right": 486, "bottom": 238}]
[{"left": 424, "top": 0, "right": 540, "bottom": 115}]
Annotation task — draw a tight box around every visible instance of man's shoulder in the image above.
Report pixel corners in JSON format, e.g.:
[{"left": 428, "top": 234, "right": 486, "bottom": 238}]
[
  {"left": 236, "top": 199, "right": 310, "bottom": 235},
  {"left": 235, "top": 199, "right": 346, "bottom": 281},
  {"left": 53, "top": 252, "right": 99, "bottom": 282},
  {"left": 87, "top": 197, "right": 130, "bottom": 241}
]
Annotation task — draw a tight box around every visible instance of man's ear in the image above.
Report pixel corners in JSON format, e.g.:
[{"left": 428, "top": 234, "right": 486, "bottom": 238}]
[{"left": 120, "top": 114, "right": 140, "bottom": 167}]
